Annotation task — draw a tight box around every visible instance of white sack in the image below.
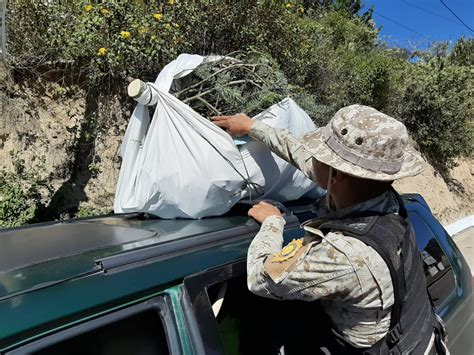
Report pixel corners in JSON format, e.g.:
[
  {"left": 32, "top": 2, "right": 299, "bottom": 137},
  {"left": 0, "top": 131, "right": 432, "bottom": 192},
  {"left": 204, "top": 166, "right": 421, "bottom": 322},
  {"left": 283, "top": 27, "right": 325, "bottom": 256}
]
[
  {"left": 114, "top": 54, "right": 324, "bottom": 219},
  {"left": 240, "top": 98, "right": 323, "bottom": 202}
]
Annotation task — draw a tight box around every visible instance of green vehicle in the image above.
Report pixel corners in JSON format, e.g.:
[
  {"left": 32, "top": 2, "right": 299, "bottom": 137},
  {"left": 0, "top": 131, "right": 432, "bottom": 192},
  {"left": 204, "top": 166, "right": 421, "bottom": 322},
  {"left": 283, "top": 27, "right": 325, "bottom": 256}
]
[{"left": 0, "top": 195, "right": 472, "bottom": 354}]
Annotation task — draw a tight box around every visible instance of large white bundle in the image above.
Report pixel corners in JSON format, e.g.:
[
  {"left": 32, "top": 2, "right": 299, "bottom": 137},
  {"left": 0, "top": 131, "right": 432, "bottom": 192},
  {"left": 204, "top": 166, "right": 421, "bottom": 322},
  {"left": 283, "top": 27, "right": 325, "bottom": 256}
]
[
  {"left": 114, "top": 54, "right": 323, "bottom": 219},
  {"left": 238, "top": 98, "right": 321, "bottom": 202}
]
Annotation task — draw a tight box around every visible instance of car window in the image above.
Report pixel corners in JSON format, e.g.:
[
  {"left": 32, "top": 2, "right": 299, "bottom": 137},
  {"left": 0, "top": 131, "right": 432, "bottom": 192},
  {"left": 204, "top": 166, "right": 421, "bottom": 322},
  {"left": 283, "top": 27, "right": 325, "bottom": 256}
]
[
  {"left": 209, "top": 275, "right": 330, "bottom": 355},
  {"left": 185, "top": 261, "right": 330, "bottom": 355},
  {"left": 9, "top": 296, "right": 175, "bottom": 355},
  {"left": 408, "top": 211, "right": 456, "bottom": 307},
  {"left": 33, "top": 311, "right": 168, "bottom": 355}
]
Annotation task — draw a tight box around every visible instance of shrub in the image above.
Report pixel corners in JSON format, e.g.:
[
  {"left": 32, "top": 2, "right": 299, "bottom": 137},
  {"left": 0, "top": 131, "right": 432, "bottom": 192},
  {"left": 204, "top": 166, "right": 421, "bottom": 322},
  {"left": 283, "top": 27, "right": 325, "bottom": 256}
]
[
  {"left": 395, "top": 57, "right": 473, "bottom": 174},
  {"left": 0, "top": 171, "right": 37, "bottom": 228},
  {"left": 327, "top": 50, "right": 403, "bottom": 110},
  {"left": 7, "top": 0, "right": 192, "bottom": 83},
  {"left": 0, "top": 160, "right": 44, "bottom": 228},
  {"left": 448, "top": 37, "right": 474, "bottom": 67},
  {"left": 75, "top": 204, "right": 110, "bottom": 219}
]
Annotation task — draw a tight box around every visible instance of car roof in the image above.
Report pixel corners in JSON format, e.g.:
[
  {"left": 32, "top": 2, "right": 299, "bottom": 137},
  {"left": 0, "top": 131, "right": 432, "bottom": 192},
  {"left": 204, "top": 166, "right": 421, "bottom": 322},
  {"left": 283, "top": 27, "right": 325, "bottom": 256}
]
[
  {"left": 0, "top": 196, "right": 428, "bottom": 301},
  {"left": 0, "top": 212, "right": 250, "bottom": 300},
  {"left": 0, "top": 196, "right": 431, "bottom": 350},
  {"left": 0, "top": 221, "right": 155, "bottom": 272}
]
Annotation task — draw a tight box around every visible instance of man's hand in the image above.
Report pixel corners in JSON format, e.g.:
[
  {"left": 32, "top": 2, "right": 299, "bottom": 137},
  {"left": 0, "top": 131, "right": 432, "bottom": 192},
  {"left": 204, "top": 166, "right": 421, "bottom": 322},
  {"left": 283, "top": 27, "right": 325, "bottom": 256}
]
[
  {"left": 248, "top": 201, "right": 283, "bottom": 224},
  {"left": 212, "top": 113, "right": 255, "bottom": 137}
]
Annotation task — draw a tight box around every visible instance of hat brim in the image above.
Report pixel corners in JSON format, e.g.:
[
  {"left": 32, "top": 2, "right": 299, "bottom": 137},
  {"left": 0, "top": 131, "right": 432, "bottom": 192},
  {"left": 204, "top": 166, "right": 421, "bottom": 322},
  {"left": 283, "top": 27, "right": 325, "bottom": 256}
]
[{"left": 301, "top": 128, "right": 426, "bottom": 181}]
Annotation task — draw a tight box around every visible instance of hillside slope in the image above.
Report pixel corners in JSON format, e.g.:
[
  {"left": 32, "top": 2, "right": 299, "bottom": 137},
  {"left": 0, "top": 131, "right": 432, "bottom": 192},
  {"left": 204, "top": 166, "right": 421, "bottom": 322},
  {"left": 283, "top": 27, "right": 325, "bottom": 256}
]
[{"left": 0, "top": 67, "right": 472, "bottom": 225}]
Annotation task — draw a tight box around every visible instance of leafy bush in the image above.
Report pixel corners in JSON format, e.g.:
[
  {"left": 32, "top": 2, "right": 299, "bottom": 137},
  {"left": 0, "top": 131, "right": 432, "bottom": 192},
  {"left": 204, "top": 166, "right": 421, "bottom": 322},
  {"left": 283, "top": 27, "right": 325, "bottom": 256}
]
[
  {"left": 7, "top": 0, "right": 193, "bottom": 82},
  {"left": 75, "top": 204, "right": 110, "bottom": 219},
  {"left": 448, "top": 37, "right": 474, "bottom": 67},
  {"left": 327, "top": 50, "right": 399, "bottom": 109},
  {"left": 0, "top": 160, "right": 44, "bottom": 228},
  {"left": 6, "top": 1, "right": 376, "bottom": 86},
  {"left": 0, "top": 171, "right": 37, "bottom": 228},
  {"left": 395, "top": 56, "right": 473, "bottom": 174}
]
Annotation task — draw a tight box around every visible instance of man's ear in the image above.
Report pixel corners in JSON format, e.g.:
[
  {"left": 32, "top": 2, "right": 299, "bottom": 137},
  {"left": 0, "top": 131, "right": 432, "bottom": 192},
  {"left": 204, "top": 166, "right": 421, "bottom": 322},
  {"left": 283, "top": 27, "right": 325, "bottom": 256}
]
[{"left": 332, "top": 168, "right": 346, "bottom": 183}]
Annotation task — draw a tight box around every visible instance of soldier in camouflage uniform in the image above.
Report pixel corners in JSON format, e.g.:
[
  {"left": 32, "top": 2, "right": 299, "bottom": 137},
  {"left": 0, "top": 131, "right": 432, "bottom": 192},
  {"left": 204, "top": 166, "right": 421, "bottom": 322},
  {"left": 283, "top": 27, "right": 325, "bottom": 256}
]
[{"left": 213, "top": 105, "right": 448, "bottom": 354}]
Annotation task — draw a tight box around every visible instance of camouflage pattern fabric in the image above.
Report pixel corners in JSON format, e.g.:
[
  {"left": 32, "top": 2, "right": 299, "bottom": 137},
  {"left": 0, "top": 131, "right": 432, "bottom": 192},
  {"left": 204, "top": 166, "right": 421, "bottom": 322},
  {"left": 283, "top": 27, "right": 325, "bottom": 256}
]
[
  {"left": 248, "top": 118, "right": 399, "bottom": 348},
  {"left": 300, "top": 105, "right": 425, "bottom": 180},
  {"left": 246, "top": 107, "right": 431, "bottom": 348},
  {"left": 247, "top": 203, "right": 395, "bottom": 348}
]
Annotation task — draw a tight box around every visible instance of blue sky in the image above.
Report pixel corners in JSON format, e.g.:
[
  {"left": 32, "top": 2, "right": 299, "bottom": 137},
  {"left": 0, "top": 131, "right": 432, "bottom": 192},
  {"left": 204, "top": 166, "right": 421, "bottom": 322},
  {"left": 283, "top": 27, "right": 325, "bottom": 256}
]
[{"left": 361, "top": 0, "right": 473, "bottom": 49}]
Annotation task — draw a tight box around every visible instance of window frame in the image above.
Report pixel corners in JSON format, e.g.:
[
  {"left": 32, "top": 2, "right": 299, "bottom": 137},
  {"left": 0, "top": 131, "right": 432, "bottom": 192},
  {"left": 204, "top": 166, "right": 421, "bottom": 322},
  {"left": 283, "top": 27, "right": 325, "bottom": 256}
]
[
  {"left": 6, "top": 294, "right": 182, "bottom": 355},
  {"left": 408, "top": 209, "right": 457, "bottom": 310},
  {"left": 182, "top": 260, "right": 247, "bottom": 354}
]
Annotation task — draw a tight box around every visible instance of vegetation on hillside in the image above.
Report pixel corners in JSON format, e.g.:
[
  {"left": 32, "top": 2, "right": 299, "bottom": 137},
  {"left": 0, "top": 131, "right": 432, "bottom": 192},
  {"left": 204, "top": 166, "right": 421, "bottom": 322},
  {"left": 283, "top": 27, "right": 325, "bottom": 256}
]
[{"left": 1, "top": 0, "right": 472, "bottom": 226}]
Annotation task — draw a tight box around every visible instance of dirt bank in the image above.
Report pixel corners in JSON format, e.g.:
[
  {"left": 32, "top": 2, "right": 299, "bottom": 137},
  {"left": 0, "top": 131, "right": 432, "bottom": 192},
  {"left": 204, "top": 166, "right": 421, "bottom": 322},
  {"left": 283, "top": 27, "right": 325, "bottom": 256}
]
[{"left": 395, "top": 158, "right": 473, "bottom": 225}]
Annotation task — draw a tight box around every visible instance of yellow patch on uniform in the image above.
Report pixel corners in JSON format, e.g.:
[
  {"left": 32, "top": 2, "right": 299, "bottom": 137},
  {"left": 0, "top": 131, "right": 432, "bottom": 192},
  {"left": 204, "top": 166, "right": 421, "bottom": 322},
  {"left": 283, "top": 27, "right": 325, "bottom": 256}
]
[
  {"left": 271, "top": 238, "right": 304, "bottom": 262},
  {"left": 264, "top": 238, "right": 309, "bottom": 282}
]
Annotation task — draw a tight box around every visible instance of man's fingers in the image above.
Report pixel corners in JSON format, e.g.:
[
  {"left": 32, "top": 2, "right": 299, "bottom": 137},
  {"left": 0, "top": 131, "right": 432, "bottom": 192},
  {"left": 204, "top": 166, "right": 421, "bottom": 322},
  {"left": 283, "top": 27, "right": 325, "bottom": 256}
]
[
  {"left": 248, "top": 207, "right": 257, "bottom": 217},
  {"left": 213, "top": 120, "right": 228, "bottom": 128},
  {"left": 257, "top": 201, "right": 274, "bottom": 209},
  {"left": 248, "top": 204, "right": 267, "bottom": 217},
  {"left": 248, "top": 204, "right": 261, "bottom": 212},
  {"left": 212, "top": 115, "right": 236, "bottom": 121}
]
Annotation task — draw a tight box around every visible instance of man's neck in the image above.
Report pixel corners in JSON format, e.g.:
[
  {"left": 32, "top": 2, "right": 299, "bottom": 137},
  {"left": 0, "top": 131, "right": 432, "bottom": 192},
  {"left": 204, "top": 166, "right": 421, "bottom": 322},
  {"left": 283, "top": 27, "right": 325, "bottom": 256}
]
[{"left": 333, "top": 182, "right": 392, "bottom": 210}]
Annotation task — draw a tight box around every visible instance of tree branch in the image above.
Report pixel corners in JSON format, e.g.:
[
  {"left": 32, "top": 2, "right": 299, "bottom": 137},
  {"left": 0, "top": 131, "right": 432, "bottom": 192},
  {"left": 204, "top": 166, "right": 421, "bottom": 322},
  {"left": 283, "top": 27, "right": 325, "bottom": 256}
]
[
  {"left": 182, "top": 79, "right": 262, "bottom": 104},
  {"left": 174, "top": 63, "right": 266, "bottom": 98}
]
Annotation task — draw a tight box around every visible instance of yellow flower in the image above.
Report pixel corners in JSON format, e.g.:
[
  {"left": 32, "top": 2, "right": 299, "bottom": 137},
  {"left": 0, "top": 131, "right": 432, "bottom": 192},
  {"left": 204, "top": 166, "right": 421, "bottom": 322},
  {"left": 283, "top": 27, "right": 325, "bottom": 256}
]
[
  {"left": 100, "top": 8, "right": 109, "bottom": 15},
  {"left": 120, "top": 31, "right": 131, "bottom": 39},
  {"left": 285, "top": 3, "right": 294, "bottom": 9},
  {"left": 168, "top": 0, "right": 175, "bottom": 5},
  {"left": 165, "top": 23, "right": 172, "bottom": 30},
  {"left": 98, "top": 47, "right": 107, "bottom": 56},
  {"left": 298, "top": 7, "right": 305, "bottom": 13},
  {"left": 85, "top": 4, "right": 93, "bottom": 12},
  {"left": 153, "top": 13, "right": 163, "bottom": 21}
]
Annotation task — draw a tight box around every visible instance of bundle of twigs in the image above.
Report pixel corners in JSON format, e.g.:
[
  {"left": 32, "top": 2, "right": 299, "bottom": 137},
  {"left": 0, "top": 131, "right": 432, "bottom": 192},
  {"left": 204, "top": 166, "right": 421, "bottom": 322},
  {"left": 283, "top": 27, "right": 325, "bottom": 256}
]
[{"left": 171, "top": 51, "right": 292, "bottom": 118}]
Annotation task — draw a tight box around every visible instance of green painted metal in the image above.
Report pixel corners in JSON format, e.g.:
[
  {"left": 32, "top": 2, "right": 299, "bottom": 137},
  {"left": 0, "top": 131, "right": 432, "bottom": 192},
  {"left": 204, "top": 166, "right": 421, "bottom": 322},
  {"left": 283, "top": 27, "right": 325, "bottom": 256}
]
[
  {"left": 0, "top": 235, "right": 252, "bottom": 351},
  {"left": 0, "top": 197, "right": 471, "bottom": 353},
  {"left": 1, "top": 286, "right": 194, "bottom": 353},
  {"left": 0, "top": 215, "right": 303, "bottom": 352},
  {"left": 0, "top": 215, "right": 248, "bottom": 299},
  {"left": 167, "top": 285, "right": 194, "bottom": 355}
]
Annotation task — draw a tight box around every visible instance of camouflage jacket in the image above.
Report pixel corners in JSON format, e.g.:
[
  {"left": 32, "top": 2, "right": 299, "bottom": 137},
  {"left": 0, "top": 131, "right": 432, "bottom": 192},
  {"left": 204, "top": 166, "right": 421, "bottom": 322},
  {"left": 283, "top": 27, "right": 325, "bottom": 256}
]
[{"left": 247, "top": 121, "right": 396, "bottom": 348}]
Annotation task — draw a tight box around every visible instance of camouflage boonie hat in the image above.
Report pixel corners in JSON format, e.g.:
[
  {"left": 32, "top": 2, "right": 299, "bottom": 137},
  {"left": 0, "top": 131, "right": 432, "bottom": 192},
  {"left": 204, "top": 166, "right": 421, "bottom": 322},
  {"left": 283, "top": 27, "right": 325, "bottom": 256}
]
[{"left": 301, "top": 105, "right": 425, "bottom": 181}]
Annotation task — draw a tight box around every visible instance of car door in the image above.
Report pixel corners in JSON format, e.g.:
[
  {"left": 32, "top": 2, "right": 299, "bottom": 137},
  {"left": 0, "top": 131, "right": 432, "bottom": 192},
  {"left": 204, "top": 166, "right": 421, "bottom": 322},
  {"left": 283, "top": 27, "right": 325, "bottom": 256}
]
[
  {"left": 4, "top": 294, "right": 182, "bottom": 355},
  {"left": 407, "top": 207, "right": 473, "bottom": 355},
  {"left": 181, "top": 222, "right": 321, "bottom": 355}
]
